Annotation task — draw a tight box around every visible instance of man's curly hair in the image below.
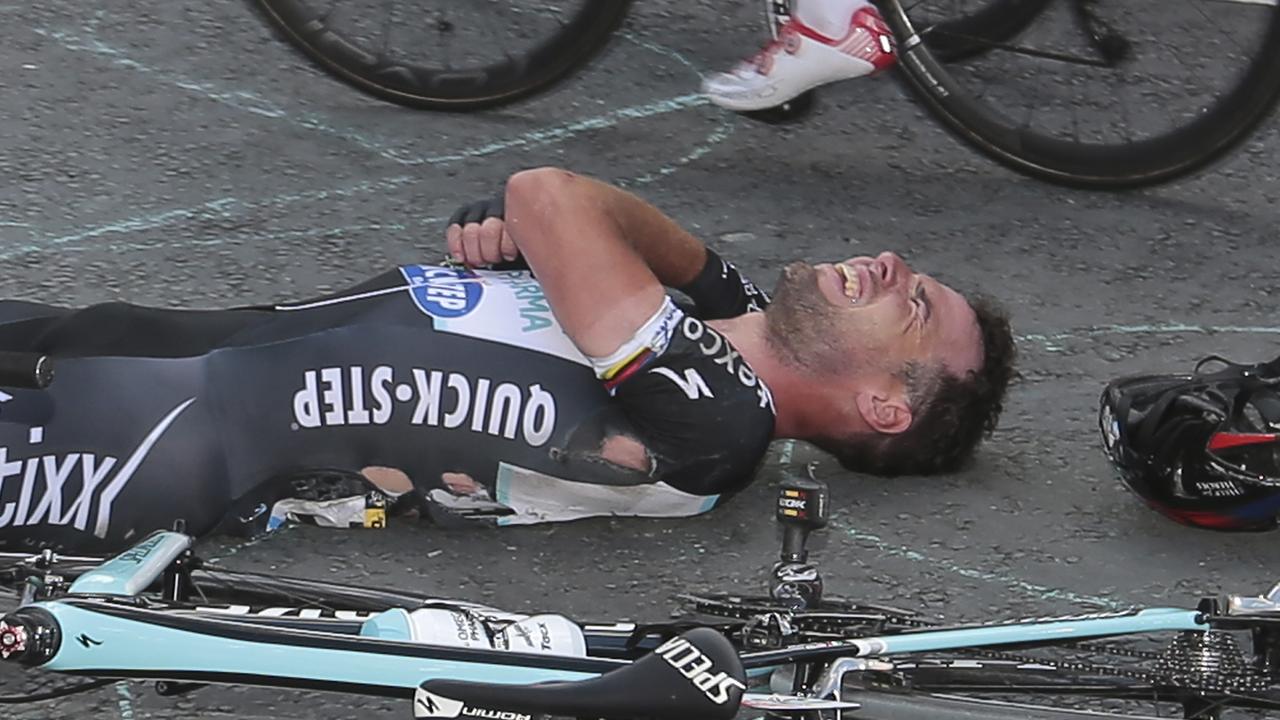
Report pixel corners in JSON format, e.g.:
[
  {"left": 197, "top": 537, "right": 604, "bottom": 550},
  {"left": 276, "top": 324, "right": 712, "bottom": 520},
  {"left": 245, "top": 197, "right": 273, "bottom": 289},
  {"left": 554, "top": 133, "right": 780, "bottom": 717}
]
[{"left": 813, "top": 294, "right": 1017, "bottom": 476}]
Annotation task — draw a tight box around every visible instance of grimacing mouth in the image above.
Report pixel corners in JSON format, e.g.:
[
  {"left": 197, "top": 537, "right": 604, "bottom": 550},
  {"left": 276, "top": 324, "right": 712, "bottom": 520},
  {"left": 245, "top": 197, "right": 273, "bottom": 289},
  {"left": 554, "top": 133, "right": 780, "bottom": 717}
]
[{"left": 836, "top": 263, "right": 862, "bottom": 304}]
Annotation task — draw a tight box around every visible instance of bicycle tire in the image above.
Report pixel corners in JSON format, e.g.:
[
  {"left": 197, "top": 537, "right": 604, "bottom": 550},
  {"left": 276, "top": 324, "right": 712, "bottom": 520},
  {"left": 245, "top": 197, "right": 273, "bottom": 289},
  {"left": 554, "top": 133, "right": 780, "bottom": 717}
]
[
  {"left": 880, "top": 0, "right": 1280, "bottom": 189},
  {"left": 253, "top": 0, "right": 632, "bottom": 111}
]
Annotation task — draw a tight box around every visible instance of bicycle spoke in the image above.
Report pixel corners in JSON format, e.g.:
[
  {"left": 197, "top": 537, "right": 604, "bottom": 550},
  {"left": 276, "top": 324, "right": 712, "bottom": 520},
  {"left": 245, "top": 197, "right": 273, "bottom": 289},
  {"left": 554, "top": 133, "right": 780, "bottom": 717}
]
[
  {"left": 887, "top": 0, "right": 1280, "bottom": 185},
  {"left": 904, "top": 0, "right": 1273, "bottom": 148},
  {"left": 919, "top": 28, "right": 1113, "bottom": 65}
]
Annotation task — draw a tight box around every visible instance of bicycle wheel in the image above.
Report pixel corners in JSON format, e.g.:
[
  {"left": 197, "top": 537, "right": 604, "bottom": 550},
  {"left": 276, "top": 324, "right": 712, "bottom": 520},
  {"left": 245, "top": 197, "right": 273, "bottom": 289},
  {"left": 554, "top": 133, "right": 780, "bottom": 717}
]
[
  {"left": 842, "top": 687, "right": 1280, "bottom": 719},
  {"left": 861, "top": 628, "right": 1280, "bottom": 719},
  {"left": 254, "top": 0, "right": 632, "bottom": 110},
  {"left": 880, "top": 0, "right": 1280, "bottom": 188},
  {"left": 923, "top": 0, "right": 1054, "bottom": 62},
  {"left": 767, "top": 641, "right": 1280, "bottom": 719}
]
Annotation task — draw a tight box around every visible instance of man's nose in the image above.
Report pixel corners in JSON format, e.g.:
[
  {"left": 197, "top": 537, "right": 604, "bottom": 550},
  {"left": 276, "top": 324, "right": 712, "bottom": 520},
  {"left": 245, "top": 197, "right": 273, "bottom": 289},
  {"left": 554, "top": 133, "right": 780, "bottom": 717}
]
[{"left": 876, "top": 252, "right": 910, "bottom": 287}]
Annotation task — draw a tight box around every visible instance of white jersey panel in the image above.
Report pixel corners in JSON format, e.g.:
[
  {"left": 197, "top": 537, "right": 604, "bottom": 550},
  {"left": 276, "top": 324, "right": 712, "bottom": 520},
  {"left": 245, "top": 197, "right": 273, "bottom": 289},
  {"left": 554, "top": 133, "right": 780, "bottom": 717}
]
[
  {"left": 400, "top": 265, "right": 590, "bottom": 366},
  {"left": 492, "top": 462, "right": 720, "bottom": 525}
]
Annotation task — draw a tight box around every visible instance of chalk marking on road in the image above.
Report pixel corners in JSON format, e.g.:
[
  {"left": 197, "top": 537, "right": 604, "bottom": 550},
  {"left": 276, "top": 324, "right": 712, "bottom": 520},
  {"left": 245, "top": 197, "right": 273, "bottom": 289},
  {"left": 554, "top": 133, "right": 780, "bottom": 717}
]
[
  {"left": 37, "top": 18, "right": 440, "bottom": 164},
  {"left": 842, "top": 526, "right": 1126, "bottom": 610},
  {"left": 620, "top": 31, "right": 702, "bottom": 70},
  {"left": 15, "top": 22, "right": 729, "bottom": 257},
  {"left": 777, "top": 440, "right": 796, "bottom": 465},
  {"left": 404, "top": 94, "right": 709, "bottom": 165},
  {"left": 4, "top": 91, "right": 710, "bottom": 258},
  {"left": 0, "top": 176, "right": 418, "bottom": 261},
  {"left": 32, "top": 24, "right": 438, "bottom": 164},
  {"left": 623, "top": 118, "right": 735, "bottom": 187},
  {"left": 44, "top": 222, "right": 416, "bottom": 259},
  {"left": 0, "top": 198, "right": 241, "bottom": 262},
  {"left": 8, "top": 87, "right": 724, "bottom": 261},
  {"left": 115, "top": 682, "right": 136, "bottom": 720},
  {"left": 34, "top": 27, "right": 290, "bottom": 118},
  {"left": 1020, "top": 323, "right": 1280, "bottom": 346},
  {"left": 611, "top": 31, "right": 736, "bottom": 186},
  {"left": 0, "top": 222, "right": 34, "bottom": 242},
  {"left": 35, "top": 24, "right": 712, "bottom": 168},
  {"left": 778, "top": 463, "right": 1123, "bottom": 608},
  {"left": 337, "top": 26, "right": 717, "bottom": 166}
]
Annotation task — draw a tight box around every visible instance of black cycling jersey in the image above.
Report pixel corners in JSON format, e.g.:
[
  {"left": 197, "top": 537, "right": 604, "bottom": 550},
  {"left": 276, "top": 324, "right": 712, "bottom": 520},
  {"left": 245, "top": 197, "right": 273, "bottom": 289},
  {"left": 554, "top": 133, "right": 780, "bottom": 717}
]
[{"left": 0, "top": 264, "right": 775, "bottom": 552}]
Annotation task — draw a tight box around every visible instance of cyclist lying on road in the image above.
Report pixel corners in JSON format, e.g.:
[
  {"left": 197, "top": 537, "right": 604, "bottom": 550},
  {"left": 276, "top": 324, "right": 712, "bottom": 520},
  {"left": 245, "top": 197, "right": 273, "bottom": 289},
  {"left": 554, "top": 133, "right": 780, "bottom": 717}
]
[{"left": 0, "top": 167, "right": 1014, "bottom": 553}]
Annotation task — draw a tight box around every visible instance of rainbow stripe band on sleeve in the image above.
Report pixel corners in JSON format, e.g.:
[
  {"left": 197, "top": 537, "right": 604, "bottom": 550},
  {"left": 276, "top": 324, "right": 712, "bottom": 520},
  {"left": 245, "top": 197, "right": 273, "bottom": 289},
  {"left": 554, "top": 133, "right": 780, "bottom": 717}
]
[
  {"left": 587, "top": 297, "right": 681, "bottom": 394},
  {"left": 600, "top": 348, "right": 656, "bottom": 393}
]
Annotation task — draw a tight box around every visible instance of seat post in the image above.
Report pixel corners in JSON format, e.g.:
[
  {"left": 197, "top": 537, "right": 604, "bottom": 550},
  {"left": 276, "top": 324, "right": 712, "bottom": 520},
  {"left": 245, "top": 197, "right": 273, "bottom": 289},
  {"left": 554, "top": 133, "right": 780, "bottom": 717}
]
[{"left": 769, "top": 474, "right": 829, "bottom": 610}]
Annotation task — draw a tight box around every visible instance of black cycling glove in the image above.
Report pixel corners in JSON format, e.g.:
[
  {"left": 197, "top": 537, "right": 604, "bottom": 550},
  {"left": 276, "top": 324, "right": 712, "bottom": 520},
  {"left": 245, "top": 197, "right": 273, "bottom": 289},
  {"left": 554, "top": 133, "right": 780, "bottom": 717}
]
[
  {"left": 447, "top": 192, "right": 505, "bottom": 228},
  {"left": 677, "top": 248, "right": 771, "bottom": 320},
  {"left": 445, "top": 192, "right": 531, "bottom": 272}
]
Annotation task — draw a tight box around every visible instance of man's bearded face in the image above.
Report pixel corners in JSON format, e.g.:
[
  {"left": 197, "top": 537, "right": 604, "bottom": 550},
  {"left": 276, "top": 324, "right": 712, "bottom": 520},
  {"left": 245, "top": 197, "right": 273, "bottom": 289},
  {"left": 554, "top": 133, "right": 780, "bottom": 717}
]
[
  {"left": 765, "top": 262, "right": 865, "bottom": 376},
  {"left": 763, "top": 255, "right": 983, "bottom": 383}
]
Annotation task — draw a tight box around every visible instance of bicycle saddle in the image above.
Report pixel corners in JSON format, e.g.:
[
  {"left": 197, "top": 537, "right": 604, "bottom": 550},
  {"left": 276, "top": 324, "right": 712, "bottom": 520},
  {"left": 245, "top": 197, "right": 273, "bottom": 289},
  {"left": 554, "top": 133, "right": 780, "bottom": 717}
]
[{"left": 415, "top": 627, "right": 745, "bottom": 720}]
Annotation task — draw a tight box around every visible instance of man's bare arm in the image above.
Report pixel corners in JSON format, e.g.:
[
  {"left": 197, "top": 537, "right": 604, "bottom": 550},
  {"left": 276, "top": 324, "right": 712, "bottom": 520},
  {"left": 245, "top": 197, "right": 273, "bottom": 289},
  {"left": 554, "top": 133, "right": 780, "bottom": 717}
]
[
  {"left": 521, "top": 171, "right": 708, "bottom": 289},
  {"left": 499, "top": 167, "right": 706, "bottom": 357}
]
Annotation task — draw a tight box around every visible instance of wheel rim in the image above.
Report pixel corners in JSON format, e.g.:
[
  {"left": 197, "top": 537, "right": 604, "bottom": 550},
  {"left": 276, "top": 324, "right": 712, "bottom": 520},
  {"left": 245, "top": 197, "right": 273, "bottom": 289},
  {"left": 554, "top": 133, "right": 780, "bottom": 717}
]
[
  {"left": 885, "top": 0, "right": 1280, "bottom": 186},
  {"left": 258, "top": 0, "right": 626, "bottom": 107}
]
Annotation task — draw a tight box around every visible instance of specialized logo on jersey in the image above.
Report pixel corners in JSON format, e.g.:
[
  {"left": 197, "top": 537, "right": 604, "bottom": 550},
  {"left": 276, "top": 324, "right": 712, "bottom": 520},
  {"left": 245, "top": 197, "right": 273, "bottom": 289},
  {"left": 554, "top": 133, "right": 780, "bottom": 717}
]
[
  {"left": 402, "top": 265, "right": 484, "bottom": 319},
  {"left": 0, "top": 399, "right": 195, "bottom": 539},
  {"left": 650, "top": 368, "right": 714, "bottom": 400},
  {"left": 291, "top": 365, "right": 557, "bottom": 448}
]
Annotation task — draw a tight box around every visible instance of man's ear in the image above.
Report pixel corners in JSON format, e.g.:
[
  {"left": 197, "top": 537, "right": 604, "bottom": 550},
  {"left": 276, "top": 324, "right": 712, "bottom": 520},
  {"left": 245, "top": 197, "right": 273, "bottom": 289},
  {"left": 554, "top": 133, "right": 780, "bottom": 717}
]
[{"left": 854, "top": 388, "right": 913, "bottom": 435}]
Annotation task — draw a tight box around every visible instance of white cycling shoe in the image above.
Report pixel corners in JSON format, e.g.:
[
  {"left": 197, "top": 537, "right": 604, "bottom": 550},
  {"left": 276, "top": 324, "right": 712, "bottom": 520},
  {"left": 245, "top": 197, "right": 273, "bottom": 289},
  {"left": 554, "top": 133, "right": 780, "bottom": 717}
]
[{"left": 702, "top": 6, "right": 896, "bottom": 112}]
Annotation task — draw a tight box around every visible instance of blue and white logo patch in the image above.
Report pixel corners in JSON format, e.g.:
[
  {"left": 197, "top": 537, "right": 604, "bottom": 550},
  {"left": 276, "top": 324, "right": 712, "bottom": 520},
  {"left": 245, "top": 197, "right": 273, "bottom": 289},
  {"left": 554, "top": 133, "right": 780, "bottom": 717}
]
[{"left": 401, "top": 265, "right": 483, "bottom": 318}]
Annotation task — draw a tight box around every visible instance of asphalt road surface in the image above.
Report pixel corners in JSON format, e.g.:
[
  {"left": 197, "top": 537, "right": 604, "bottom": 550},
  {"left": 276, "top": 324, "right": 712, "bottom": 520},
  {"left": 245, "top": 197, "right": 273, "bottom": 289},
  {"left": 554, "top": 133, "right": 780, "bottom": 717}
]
[{"left": 4, "top": 0, "right": 1280, "bottom": 718}]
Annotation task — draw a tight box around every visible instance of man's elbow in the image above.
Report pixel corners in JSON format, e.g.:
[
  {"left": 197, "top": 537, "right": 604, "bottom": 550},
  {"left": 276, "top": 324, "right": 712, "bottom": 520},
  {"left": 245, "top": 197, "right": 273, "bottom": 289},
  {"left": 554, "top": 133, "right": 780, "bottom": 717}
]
[{"left": 505, "top": 166, "right": 577, "bottom": 211}]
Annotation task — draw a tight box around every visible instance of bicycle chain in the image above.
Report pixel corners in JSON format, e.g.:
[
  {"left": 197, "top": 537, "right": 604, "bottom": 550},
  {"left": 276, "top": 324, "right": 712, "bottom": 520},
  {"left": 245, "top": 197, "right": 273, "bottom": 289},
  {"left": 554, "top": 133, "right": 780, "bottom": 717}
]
[
  {"left": 965, "top": 636, "right": 1269, "bottom": 693},
  {"left": 960, "top": 645, "right": 1162, "bottom": 683},
  {"left": 678, "top": 594, "right": 931, "bottom": 631}
]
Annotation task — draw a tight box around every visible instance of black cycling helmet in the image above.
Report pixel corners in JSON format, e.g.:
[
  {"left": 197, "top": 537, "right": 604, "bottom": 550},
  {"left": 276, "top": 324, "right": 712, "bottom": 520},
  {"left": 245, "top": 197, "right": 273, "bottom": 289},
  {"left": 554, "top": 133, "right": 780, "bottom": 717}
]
[{"left": 1099, "top": 355, "right": 1280, "bottom": 531}]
